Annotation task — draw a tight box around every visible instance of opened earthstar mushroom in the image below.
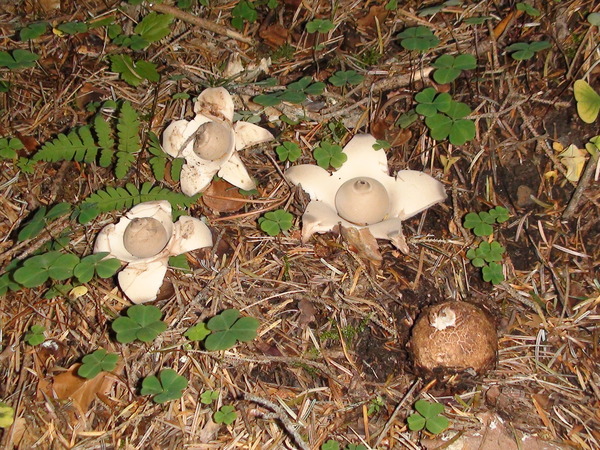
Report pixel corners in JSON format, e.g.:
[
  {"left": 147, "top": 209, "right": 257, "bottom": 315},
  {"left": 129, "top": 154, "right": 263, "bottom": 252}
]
[
  {"left": 409, "top": 301, "right": 498, "bottom": 376},
  {"left": 162, "top": 87, "right": 274, "bottom": 196},
  {"left": 94, "top": 200, "right": 213, "bottom": 304},
  {"left": 284, "top": 134, "right": 447, "bottom": 249}
]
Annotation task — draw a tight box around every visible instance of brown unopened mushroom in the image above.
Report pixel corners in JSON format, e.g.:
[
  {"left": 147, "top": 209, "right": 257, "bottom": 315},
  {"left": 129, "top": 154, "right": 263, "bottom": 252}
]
[
  {"left": 193, "top": 121, "right": 234, "bottom": 161},
  {"left": 409, "top": 301, "right": 497, "bottom": 376}
]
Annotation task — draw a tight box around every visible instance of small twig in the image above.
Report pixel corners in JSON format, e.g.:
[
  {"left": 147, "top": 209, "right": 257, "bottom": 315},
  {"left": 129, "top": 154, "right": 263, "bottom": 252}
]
[
  {"left": 373, "top": 379, "right": 421, "bottom": 448},
  {"left": 243, "top": 393, "right": 311, "bottom": 450},
  {"left": 148, "top": 3, "right": 254, "bottom": 45},
  {"left": 562, "top": 151, "right": 599, "bottom": 219}
]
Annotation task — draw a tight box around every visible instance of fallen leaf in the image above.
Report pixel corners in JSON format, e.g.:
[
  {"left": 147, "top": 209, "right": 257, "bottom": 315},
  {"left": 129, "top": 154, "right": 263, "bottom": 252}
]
[
  {"left": 202, "top": 178, "right": 247, "bottom": 213},
  {"left": 558, "top": 144, "right": 587, "bottom": 181},
  {"left": 357, "top": 5, "right": 388, "bottom": 33},
  {"left": 259, "top": 24, "right": 288, "bottom": 48},
  {"left": 51, "top": 363, "right": 119, "bottom": 415},
  {"left": 341, "top": 226, "right": 382, "bottom": 267},
  {"left": 298, "top": 298, "right": 317, "bottom": 326}
]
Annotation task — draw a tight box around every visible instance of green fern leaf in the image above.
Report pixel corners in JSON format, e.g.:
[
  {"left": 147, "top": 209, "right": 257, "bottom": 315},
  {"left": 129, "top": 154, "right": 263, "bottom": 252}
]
[
  {"left": 115, "top": 101, "right": 140, "bottom": 179},
  {"left": 33, "top": 127, "right": 99, "bottom": 163},
  {"left": 94, "top": 115, "right": 115, "bottom": 167},
  {"left": 147, "top": 131, "right": 166, "bottom": 180},
  {"left": 76, "top": 182, "right": 200, "bottom": 223}
]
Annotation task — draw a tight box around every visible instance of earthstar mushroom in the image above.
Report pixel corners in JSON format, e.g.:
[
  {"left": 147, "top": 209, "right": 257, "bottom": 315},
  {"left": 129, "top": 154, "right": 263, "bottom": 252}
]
[
  {"left": 94, "top": 200, "right": 213, "bottom": 304},
  {"left": 162, "top": 87, "right": 274, "bottom": 196},
  {"left": 285, "top": 134, "right": 447, "bottom": 248}
]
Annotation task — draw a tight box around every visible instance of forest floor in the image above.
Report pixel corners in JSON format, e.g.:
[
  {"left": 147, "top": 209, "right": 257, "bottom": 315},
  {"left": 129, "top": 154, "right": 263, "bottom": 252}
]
[{"left": 0, "top": 0, "right": 599, "bottom": 449}]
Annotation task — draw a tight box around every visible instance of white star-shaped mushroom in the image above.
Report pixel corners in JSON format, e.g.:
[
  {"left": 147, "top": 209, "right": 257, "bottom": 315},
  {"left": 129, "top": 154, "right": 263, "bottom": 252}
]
[
  {"left": 162, "top": 87, "right": 274, "bottom": 196},
  {"left": 94, "top": 200, "right": 213, "bottom": 304},
  {"left": 285, "top": 134, "right": 447, "bottom": 248}
]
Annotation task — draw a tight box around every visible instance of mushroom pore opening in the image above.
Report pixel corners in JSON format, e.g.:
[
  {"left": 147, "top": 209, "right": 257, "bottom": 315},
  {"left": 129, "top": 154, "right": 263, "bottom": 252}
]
[
  {"left": 334, "top": 177, "right": 390, "bottom": 225},
  {"left": 123, "top": 217, "right": 170, "bottom": 258},
  {"left": 193, "top": 121, "right": 233, "bottom": 161}
]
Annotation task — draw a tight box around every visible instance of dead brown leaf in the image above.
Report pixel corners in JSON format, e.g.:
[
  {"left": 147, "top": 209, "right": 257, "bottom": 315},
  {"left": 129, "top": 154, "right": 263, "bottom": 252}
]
[
  {"left": 357, "top": 5, "right": 388, "bottom": 33},
  {"left": 259, "top": 23, "right": 288, "bottom": 48},
  {"left": 50, "top": 363, "right": 119, "bottom": 415},
  {"left": 341, "top": 226, "right": 382, "bottom": 267},
  {"left": 202, "top": 178, "right": 247, "bottom": 213}
]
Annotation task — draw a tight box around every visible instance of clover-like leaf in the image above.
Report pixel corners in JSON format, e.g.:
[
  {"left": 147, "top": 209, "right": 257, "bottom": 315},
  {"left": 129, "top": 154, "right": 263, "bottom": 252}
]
[
  {"left": 24, "top": 324, "right": 45, "bottom": 346},
  {"left": 408, "top": 400, "right": 449, "bottom": 434},
  {"left": 313, "top": 141, "right": 346, "bottom": 169},
  {"left": 78, "top": 349, "right": 119, "bottom": 379},
  {"left": 13, "top": 252, "right": 79, "bottom": 288},
  {"left": 200, "top": 389, "right": 219, "bottom": 405},
  {"left": 328, "top": 70, "right": 364, "bottom": 87},
  {"left": 574, "top": 79, "right": 600, "bottom": 124},
  {"left": 141, "top": 369, "right": 188, "bottom": 403},
  {"left": 0, "top": 401, "right": 15, "bottom": 428},
  {"left": 204, "top": 309, "right": 260, "bottom": 351},
  {"left": 258, "top": 209, "right": 294, "bottom": 236},
  {"left": 431, "top": 54, "right": 477, "bottom": 84},
  {"left": 463, "top": 212, "right": 494, "bottom": 236},
  {"left": 516, "top": 2, "right": 540, "bottom": 17},
  {"left": 276, "top": 141, "right": 302, "bottom": 162},
  {"left": 213, "top": 405, "right": 237, "bottom": 425},
  {"left": 482, "top": 262, "right": 504, "bottom": 285},
  {"left": 397, "top": 26, "right": 440, "bottom": 52},
  {"left": 488, "top": 206, "right": 509, "bottom": 223},
  {"left": 184, "top": 322, "right": 211, "bottom": 341},
  {"left": 0, "top": 49, "right": 39, "bottom": 69},
  {"left": 231, "top": 0, "right": 257, "bottom": 30},
  {"left": 321, "top": 440, "right": 340, "bottom": 450},
  {"left": 415, "top": 88, "right": 451, "bottom": 117},
  {"left": 306, "top": 19, "right": 335, "bottom": 34},
  {"left": 505, "top": 41, "right": 551, "bottom": 60},
  {"left": 19, "top": 22, "right": 48, "bottom": 41},
  {"left": 73, "top": 252, "right": 121, "bottom": 283},
  {"left": 0, "top": 137, "right": 23, "bottom": 159},
  {"left": 112, "top": 305, "right": 167, "bottom": 343},
  {"left": 110, "top": 55, "right": 159, "bottom": 87},
  {"left": 407, "top": 412, "right": 427, "bottom": 431}
]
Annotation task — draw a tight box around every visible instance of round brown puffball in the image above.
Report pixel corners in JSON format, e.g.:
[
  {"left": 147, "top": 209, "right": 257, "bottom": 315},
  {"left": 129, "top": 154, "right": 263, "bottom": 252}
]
[{"left": 409, "top": 301, "right": 497, "bottom": 376}]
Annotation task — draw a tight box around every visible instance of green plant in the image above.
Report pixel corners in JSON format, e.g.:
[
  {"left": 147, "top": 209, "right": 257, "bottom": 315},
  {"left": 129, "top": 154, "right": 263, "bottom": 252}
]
[
  {"left": 57, "top": 21, "right": 88, "bottom": 35},
  {"left": 33, "top": 101, "right": 141, "bottom": 179},
  {"left": 73, "top": 253, "right": 122, "bottom": 283},
  {"left": 231, "top": 1, "right": 257, "bottom": 30},
  {"left": 110, "top": 55, "right": 159, "bottom": 87},
  {"left": 466, "top": 241, "right": 505, "bottom": 267},
  {"left": 464, "top": 16, "right": 493, "bottom": 25},
  {"left": 114, "top": 13, "right": 174, "bottom": 50},
  {"left": 276, "top": 141, "right": 302, "bottom": 162},
  {"left": 328, "top": 70, "right": 364, "bottom": 87},
  {"left": 0, "top": 137, "right": 23, "bottom": 159},
  {"left": 396, "top": 109, "right": 418, "bottom": 128},
  {"left": 306, "top": 19, "right": 335, "bottom": 34},
  {"left": 313, "top": 141, "right": 346, "bottom": 169},
  {"left": 574, "top": 79, "right": 600, "bottom": 124},
  {"left": 415, "top": 88, "right": 451, "bottom": 117},
  {"left": 141, "top": 369, "right": 188, "bottom": 403},
  {"left": 397, "top": 26, "right": 440, "bottom": 52},
  {"left": 76, "top": 182, "right": 199, "bottom": 224},
  {"left": 19, "top": 22, "right": 48, "bottom": 40},
  {"left": 184, "top": 322, "right": 211, "bottom": 341},
  {"left": 425, "top": 100, "right": 476, "bottom": 146},
  {"left": 0, "top": 49, "right": 39, "bottom": 69},
  {"left": 482, "top": 262, "right": 504, "bottom": 285},
  {"left": 516, "top": 2, "right": 540, "bottom": 17},
  {"left": 431, "top": 54, "right": 477, "bottom": 84},
  {"left": 13, "top": 251, "right": 79, "bottom": 288},
  {"left": 214, "top": 405, "right": 237, "bottom": 424},
  {"left": 588, "top": 12, "right": 600, "bottom": 26},
  {"left": 204, "top": 309, "right": 260, "bottom": 351},
  {"left": 0, "top": 402, "right": 14, "bottom": 428},
  {"left": 372, "top": 139, "right": 391, "bottom": 150},
  {"left": 407, "top": 399, "right": 449, "bottom": 434},
  {"left": 24, "top": 325, "right": 45, "bottom": 346},
  {"left": 321, "top": 441, "right": 339, "bottom": 450},
  {"left": 258, "top": 209, "right": 294, "bottom": 236},
  {"left": 463, "top": 206, "right": 509, "bottom": 236},
  {"left": 253, "top": 77, "right": 325, "bottom": 107},
  {"left": 17, "top": 202, "right": 71, "bottom": 241},
  {"left": 368, "top": 396, "right": 384, "bottom": 415},
  {"left": 78, "top": 349, "right": 119, "bottom": 378},
  {"left": 112, "top": 305, "right": 167, "bottom": 343},
  {"left": 505, "top": 41, "right": 551, "bottom": 60},
  {"left": 200, "top": 389, "right": 219, "bottom": 405}
]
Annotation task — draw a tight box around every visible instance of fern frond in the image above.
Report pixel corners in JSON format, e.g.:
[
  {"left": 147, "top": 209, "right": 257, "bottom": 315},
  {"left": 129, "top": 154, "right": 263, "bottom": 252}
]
[
  {"left": 147, "top": 131, "right": 166, "bottom": 180},
  {"left": 77, "top": 182, "right": 200, "bottom": 223},
  {"left": 115, "top": 101, "right": 140, "bottom": 179},
  {"left": 94, "top": 115, "right": 115, "bottom": 167},
  {"left": 33, "top": 126, "right": 99, "bottom": 163}
]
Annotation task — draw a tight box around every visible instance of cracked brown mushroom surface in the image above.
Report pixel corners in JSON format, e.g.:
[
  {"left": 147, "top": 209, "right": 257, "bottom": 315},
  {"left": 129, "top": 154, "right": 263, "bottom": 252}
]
[{"left": 409, "top": 301, "right": 498, "bottom": 376}]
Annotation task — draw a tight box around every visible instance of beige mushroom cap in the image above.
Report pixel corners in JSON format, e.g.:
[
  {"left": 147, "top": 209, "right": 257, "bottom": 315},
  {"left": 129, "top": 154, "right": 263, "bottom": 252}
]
[
  {"left": 410, "top": 301, "right": 498, "bottom": 376},
  {"left": 335, "top": 177, "right": 390, "bottom": 225},
  {"left": 123, "top": 217, "right": 170, "bottom": 258}
]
